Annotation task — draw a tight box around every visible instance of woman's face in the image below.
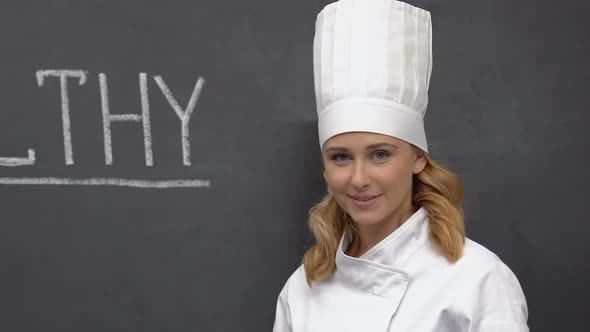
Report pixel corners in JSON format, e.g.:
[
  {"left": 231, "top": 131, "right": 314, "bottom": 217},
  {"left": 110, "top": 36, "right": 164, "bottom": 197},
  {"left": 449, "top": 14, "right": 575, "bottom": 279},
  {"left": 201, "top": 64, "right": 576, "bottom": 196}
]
[{"left": 322, "top": 132, "right": 426, "bottom": 229}]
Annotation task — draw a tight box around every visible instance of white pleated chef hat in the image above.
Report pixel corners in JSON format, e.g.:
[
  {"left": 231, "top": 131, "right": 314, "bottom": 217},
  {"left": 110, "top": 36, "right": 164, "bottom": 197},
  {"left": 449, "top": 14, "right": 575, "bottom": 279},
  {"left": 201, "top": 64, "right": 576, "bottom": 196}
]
[{"left": 314, "top": 0, "right": 432, "bottom": 153}]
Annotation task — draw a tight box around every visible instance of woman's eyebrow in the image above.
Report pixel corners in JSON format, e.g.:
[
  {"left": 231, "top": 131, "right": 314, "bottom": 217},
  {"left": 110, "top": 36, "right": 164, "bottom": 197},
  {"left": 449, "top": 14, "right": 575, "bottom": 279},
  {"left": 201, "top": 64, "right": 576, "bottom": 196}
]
[
  {"left": 324, "top": 146, "right": 348, "bottom": 154},
  {"left": 366, "top": 143, "right": 399, "bottom": 150}
]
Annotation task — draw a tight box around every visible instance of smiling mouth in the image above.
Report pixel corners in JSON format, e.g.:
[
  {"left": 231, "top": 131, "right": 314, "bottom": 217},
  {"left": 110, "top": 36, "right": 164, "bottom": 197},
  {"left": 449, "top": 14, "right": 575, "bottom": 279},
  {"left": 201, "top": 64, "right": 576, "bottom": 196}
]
[
  {"left": 350, "top": 195, "right": 381, "bottom": 201},
  {"left": 349, "top": 195, "right": 381, "bottom": 208}
]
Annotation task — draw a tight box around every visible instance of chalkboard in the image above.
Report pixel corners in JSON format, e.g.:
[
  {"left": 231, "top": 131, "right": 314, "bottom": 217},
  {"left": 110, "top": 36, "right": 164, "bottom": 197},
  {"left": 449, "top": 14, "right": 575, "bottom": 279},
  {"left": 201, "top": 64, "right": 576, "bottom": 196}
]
[{"left": 0, "top": 0, "right": 588, "bottom": 331}]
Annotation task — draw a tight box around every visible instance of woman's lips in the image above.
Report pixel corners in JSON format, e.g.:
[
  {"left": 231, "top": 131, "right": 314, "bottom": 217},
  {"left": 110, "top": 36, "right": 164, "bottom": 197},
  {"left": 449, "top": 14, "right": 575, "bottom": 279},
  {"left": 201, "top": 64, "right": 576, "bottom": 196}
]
[{"left": 349, "top": 194, "right": 381, "bottom": 208}]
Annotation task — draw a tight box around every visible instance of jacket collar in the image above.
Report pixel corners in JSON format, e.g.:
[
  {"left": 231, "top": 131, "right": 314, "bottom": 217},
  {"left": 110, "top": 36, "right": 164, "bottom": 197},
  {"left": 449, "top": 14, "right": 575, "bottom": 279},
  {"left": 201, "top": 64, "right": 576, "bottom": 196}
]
[{"left": 334, "top": 207, "right": 430, "bottom": 298}]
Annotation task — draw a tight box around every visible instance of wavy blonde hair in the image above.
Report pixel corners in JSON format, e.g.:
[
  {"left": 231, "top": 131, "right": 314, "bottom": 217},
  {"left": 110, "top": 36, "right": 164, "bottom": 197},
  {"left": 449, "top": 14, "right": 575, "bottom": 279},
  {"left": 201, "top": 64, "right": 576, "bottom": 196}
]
[{"left": 302, "top": 152, "right": 465, "bottom": 286}]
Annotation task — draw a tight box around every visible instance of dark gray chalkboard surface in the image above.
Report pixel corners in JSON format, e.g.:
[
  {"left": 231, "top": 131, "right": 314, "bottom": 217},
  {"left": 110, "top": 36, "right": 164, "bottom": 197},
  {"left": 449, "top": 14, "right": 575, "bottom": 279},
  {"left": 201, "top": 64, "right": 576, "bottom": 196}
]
[{"left": 0, "top": 0, "right": 588, "bottom": 331}]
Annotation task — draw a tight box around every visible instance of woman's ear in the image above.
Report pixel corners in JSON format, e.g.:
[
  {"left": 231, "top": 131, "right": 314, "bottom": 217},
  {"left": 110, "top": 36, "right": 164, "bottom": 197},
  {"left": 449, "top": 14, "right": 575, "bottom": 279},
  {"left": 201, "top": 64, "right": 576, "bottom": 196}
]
[{"left": 412, "top": 149, "right": 427, "bottom": 174}]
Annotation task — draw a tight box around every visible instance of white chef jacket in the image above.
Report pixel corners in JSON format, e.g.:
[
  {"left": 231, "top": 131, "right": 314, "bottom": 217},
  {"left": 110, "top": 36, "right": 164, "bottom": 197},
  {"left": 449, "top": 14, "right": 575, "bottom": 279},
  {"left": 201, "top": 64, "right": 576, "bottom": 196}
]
[{"left": 273, "top": 207, "right": 529, "bottom": 332}]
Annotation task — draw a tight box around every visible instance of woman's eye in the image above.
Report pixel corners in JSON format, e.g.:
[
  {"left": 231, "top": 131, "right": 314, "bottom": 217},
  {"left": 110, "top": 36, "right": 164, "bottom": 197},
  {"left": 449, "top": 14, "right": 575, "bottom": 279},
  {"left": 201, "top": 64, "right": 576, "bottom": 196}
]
[
  {"left": 331, "top": 154, "right": 350, "bottom": 161},
  {"left": 372, "top": 151, "right": 389, "bottom": 160}
]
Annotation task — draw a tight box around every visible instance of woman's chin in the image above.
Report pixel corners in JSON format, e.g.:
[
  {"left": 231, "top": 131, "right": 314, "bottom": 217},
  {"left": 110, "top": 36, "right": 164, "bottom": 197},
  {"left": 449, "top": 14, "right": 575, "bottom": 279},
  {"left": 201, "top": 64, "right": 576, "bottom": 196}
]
[{"left": 348, "top": 213, "right": 383, "bottom": 227}]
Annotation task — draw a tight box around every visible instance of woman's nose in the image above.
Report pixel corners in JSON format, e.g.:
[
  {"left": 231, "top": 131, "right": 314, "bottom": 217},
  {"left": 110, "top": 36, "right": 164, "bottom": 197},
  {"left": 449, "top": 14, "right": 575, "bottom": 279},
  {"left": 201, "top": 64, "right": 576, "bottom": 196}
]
[{"left": 350, "top": 162, "right": 371, "bottom": 189}]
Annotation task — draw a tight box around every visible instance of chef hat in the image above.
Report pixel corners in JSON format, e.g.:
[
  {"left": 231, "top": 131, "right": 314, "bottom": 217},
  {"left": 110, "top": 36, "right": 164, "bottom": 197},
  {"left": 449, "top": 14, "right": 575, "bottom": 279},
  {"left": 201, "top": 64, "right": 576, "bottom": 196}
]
[{"left": 314, "top": 0, "right": 432, "bottom": 152}]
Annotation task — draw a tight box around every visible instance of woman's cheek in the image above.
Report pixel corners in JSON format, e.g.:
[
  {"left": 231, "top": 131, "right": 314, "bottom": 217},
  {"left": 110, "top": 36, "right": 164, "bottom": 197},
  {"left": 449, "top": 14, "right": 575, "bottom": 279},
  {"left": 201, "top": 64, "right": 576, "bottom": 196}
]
[{"left": 325, "top": 168, "right": 348, "bottom": 187}]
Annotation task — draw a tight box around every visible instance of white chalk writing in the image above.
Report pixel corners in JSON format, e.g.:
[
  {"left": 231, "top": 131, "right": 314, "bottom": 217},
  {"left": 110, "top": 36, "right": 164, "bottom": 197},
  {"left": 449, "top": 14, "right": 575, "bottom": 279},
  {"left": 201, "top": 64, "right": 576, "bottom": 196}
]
[
  {"left": 0, "top": 149, "right": 36, "bottom": 166},
  {"left": 0, "top": 177, "right": 210, "bottom": 188},
  {"left": 99, "top": 72, "right": 154, "bottom": 166},
  {"left": 154, "top": 76, "right": 205, "bottom": 166},
  {"left": 36, "top": 70, "right": 88, "bottom": 165}
]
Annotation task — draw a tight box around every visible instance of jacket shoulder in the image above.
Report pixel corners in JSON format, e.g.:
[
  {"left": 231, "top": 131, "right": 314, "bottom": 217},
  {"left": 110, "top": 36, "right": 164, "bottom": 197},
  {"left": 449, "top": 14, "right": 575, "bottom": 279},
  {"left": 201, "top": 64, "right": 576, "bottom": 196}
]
[
  {"left": 278, "top": 265, "right": 308, "bottom": 301},
  {"left": 461, "top": 238, "right": 505, "bottom": 267},
  {"left": 456, "top": 239, "right": 529, "bottom": 329}
]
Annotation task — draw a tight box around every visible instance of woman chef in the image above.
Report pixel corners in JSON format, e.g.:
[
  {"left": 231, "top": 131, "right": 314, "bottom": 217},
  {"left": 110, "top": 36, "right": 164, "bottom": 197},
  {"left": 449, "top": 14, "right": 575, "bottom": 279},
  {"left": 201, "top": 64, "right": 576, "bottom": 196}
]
[{"left": 272, "top": 0, "right": 529, "bottom": 331}]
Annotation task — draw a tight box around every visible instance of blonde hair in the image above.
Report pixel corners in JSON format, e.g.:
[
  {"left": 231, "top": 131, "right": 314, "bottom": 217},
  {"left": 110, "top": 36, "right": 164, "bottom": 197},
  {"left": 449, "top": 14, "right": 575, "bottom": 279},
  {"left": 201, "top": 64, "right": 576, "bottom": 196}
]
[{"left": 302, "top": 153, "right": 465, "bottom": 286}]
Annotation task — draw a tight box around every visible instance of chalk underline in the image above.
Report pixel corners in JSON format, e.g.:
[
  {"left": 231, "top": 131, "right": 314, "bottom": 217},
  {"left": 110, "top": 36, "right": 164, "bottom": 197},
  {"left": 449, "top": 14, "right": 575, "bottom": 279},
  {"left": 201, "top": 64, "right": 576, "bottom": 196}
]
[{"left": 0, "top": 177, "right": 211, "bottom": 188}]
